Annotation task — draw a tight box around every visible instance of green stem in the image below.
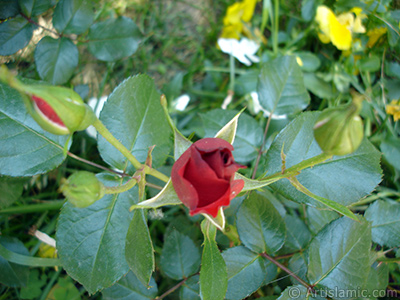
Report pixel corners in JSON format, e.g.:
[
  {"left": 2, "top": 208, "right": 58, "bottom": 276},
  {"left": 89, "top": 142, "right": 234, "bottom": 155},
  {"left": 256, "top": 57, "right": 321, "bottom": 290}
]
[
  {"left": 203, "top": 66, "right": 247, "bottom": 75},
  {"left": 93, "top": 119, "right": 142, "bottom": 169},
  {"left": 273, "top": 0, "right": 279, "bottom": 55},
  {"left": 104, "top": 176, "right": 139, "bottom": 194},
  {"left": 92, "top": 119, "right": 169, "bottom": 182},
  {"left": 0, "top": 243, "right": 61, "bottom": 267},
  {"left": 39, "top": 268, "right": 62, "bottom": 300},
  {"left": 0, "top": 201, "right": 64, "bottom": 215},
  {"left": 229, "top": 52, "right": 235, "bottom": 92},
  {"left": 261, "top": 252, "right": 314, "bottom": 291},
  {"left": 263, "top": 153, "right": 332, "bottom": 181}
]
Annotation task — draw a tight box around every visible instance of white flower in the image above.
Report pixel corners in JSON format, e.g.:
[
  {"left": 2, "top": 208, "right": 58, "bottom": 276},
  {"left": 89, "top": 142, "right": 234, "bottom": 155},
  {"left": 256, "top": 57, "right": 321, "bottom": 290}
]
[
  {"left": 250, "top": 91, "right": 287, "bottom": 119},
  {"left": 173, "top": 94, "right": 190, "bottom": 111},
  {"left": 86, "top": 95, "right": 108, "bottom": 138},
  {"left": 217, "top": 38, "right": 260, "bottom": 66}
]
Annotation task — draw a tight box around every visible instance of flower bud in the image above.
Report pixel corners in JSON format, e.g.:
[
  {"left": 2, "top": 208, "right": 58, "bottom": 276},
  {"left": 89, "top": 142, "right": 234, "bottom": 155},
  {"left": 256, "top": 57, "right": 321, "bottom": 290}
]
[
  {"left": 59, "top": 171, "right": 105, "bottom": 208},
  {"left": 313, "top": 96, "right": 364, "bottom": 156},
  {"left": 0, "top": 66, "right": 96, "bottom": 135}
]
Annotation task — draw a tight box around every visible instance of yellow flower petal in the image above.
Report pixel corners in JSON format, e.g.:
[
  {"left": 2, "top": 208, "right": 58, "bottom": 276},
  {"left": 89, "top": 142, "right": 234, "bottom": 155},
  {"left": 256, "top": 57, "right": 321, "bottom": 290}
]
[
  {"left": 223, "top": 2, "right": 243, "bottom": 26},
  {"left": 353, "top": 16, "right": 366, "bottom": 33},
  {"left": 386, "top": 100, "right": 400, "bottom": 122},
  {"left": 220, "top": 24, "right": 242, "bottom": 39},
  {"left": 241, "top": 0, "right": 257, "bottom": 22},
  {"left": 367, "top": 27, "right": 387, "bottom": 47},
  {"left": 329, "top": 13, "right": 352, "bottom": 50},
  {"left": 316, "top": 6, "right": 332, "bottom": 39},
  {"left": 337, "top": 12, "right": 355, "bottom": 29}
]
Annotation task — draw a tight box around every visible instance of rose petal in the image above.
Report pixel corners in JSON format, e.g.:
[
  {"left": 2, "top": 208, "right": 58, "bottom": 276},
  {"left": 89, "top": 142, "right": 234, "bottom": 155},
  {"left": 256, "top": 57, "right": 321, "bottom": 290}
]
[
  {"left": 190, "top": 185, "right": 232, "bottom": 217},
  {"left": 32, "top": 95, "right": 65, "bottom": 127},
  {"left": 194, "top": 138, "right": 234, "bottom": 153},
  {"left": 184, "top": 146, "right": 230, "bottom": 208},
  {"left": 171, "top": 147, "right": 199, "bottom": 210},
  {"left": 201, "top": 150, "right": 225, "bottom": 178}
]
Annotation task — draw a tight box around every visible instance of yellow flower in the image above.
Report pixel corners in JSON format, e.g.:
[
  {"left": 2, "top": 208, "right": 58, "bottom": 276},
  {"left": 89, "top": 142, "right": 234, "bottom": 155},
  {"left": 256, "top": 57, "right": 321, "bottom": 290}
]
[
  {"left": 220, "top": 0, "right": 257, "bottom": 39},
  {"left": 315, "top": 5, "right": 366, "bottom": 51},
  {"left": 366, "top": 27, "right": 387, "bottom": 47},
  {"left": 386, "top": 100, "right": 400, "bottom": 121}
]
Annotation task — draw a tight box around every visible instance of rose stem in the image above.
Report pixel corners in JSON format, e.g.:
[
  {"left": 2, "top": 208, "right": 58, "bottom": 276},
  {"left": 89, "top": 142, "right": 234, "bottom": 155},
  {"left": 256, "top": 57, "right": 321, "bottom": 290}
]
[
  {"left": 154, "top": 273, "right": 198, "bottom": 300},
  {"left": 67, "top": 151, "right": 130, "bottom": 177},
  {"left": 103, "top": 176, "right": 139, "bottom": 194},
  {"left": 93, "top": 119, "right": 169, "bottom": 182},
  {"left": 261, "top": 252, "right": 314, "bottom": 292}
]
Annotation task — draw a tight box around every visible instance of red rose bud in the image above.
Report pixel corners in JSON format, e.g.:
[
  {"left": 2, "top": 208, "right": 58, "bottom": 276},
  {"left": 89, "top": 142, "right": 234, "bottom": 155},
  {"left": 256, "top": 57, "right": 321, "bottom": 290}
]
[
  {"left": 171, "top": 138, "right": 246, "bottom": 217},
  {"left": 0, "top": 65, "right": 96, "bottom": 135}
]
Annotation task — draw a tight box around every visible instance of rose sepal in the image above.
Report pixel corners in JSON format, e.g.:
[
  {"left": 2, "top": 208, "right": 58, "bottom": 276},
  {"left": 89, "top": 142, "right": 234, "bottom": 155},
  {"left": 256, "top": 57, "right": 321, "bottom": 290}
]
[
  {"left": 129, "top": 179, "right": 182, "bottom": 211},
  {"left": 202, "top": 208, "right": 226, "bottom": 231}
]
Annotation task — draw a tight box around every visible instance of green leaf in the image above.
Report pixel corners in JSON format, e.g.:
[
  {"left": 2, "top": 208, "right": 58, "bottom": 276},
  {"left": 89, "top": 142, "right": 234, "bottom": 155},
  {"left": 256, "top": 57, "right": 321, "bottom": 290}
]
[
  {"left": 34, "top": 37, "right": 78, "bottom": 85},
  {"left": 0, "top": 16, "right": 35, "bottom": 56},
  {"left": 236, "top": 193, "right": 286, "bottom": 254},
  {"left": 263, "top": 111, "right": 382, "bottom": 207},
  {"left": 358, "top": 55, "right": 380, "bottom": 72},
  {"left": 102, "top": 271, "right": 158, "bottom": 300},
  {"left": 257, "top": 56, "right": 310, "bottom": 116},
  {"left": 46, "top": 277, "right": 81, "bottom": 300},
  {"left": 385, "top": 61, "right": 400, "bottom": 79},
  {"left": 98, "top": 75, "right": 172, "bottom": 173},
  {"left": 307, "top": 216, "right": 371, "bottom": 291},
  {"left": 0, "top": 0, "right": 20, "bottom": 19},
  {"left": 277, "top": 285, "right": 325, "bottom": 300},
  {"left": 296, "top": 52, "right": 320, "bottom": 72},
  {"left": 18, "top": 0, "right": 53, "bottom": 17},
  {"left": 180, "top": 275, "right": 200, "bottom": 300},
  {"left": 130, "top": 179, "right": 181, "bottom": 210},
  {"left": 160, "top": 229, "right": 201, "bottom": 280},
  {"left": 222, "top": 246, "right": 267, "bottom": 300},
  {"left": 200, "top": 220, "right": 228, "bottom": 300},
  {"left": 380, "top": 135, "right": 400, "bottom": 170},
  {"left": 0, "top": 82, "right": 69, "bottom": 176},
  {"left": 53, "top": 0, "right": 94, "bottom": 34},
  {"left": 0, "top": 176, "right": 27, "bottom": 209},
  {"left": 306, "top": 207, "right": 339, "bottom": 234},
  {"left": 56, "top": 174, "right": 139, "bottom": 294},
  {"left": 303, "top": 73, "right": 337, "bottom": 99},
  {"left": 125, "top": 210, "right": 155, "bottom": 287},
  {"left": 355, "top": 263, "right": 389, "bottom": 300},
  {"left": 301, "top": 0, "right": 317, "bottom": 21},
  {"left": 282, "top": 214, "right": 311, "bottom": 252},
  {"left": 289, "top": 177, "right": 357, "bottom": 220},
  {"left": 200, "top": 109, "right": 263, "bottom": 163},
  {"left": 288, "top": 253, "right": 308, "bottom": 285},
  {"left": 365, "top": 200, "right": 400, "bottom": 247},
  {"left": 20, "top": 269, "right": 47, "bottom": 299},
  {"left": 0, "top": 237, "right": 29, "bottom": 287},
  {"left": 261, "top": 259, "right": 278, "bottom": 286},
  {"left": 88, "top": 17, "right": 143, "bottom": 62}
]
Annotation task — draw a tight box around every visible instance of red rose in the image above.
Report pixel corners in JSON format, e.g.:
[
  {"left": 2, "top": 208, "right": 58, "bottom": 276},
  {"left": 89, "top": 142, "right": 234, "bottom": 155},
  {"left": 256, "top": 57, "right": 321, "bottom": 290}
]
[{"left": 171, "top": 138, "right": 245, "bottom": 217}]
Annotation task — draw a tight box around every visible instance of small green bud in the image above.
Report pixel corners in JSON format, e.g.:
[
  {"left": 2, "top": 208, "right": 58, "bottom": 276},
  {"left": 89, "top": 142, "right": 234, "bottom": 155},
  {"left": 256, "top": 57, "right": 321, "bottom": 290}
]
[
  {"left": 60, "top": 171, "right": 105, "bottom": 208},
  {"left": 0, "top": 65, "right": 96, "bottom": 135},
  {"left": 314, "top": 97, "right": 364, "bottom": 156}
]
